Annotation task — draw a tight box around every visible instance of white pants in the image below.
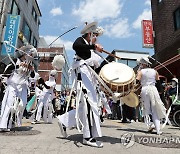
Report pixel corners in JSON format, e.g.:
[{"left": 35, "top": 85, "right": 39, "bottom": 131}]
[
  {"left": 141, "top": 85, "right": 164, "bottom": 133},
  {"left": 69, "top": 60, "right": 102, "bottom": 138},
  {"left": 0, "top": 86, "right": 15, "bottom": 129},
  {"left": 36, "top": 92, "right": 53, "bottom": 123},
  {"left": 16, "top": 87, "right": 28, "bottom": 127},
  {"left": 0, "top": 85, "right": 27, "bottom": 129},
  {"left": 58, "top": 85, "right": 102, "bottom": 138}
]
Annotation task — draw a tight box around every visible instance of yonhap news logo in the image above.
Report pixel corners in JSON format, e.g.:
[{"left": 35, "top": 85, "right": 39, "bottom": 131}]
[
  {"left": 120, "top": 132, "right": 180, "bottom": 148},
  {"left": 120, "top": 133, "right": 135, "bottom": 148},
  {"left": 137, "top": 136, "right": 180, "bottom": 144}
]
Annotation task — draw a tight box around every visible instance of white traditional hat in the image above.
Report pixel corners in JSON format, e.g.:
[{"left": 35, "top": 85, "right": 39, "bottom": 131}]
[
  {"left": 19, "top": 45, "right": 34, "bottom": 52},
  {"left": 81, "top": 22, "right": 98, "bottom": 34},
  {"left": 50, "top": 70, "right": 57, "bottom": 76},
  {"left": 45, "top": 78, "right": 56, "bottom": 87},
  {"left": 45, "top": 70, "right": 57, "bottom": 87},
  {"left": 15, "top": 45, "right": 37, "bottom": 58},
  {"left": 52, "top": 55, "right": 65, "bottom": 70},
  {"left": 172, "top": 78, "right": 178, "bottom": 83},
  {"left": 94, "top": 26, "right": 104, "bottom": 36},
  {"left": 139, "top": 57, "right": 152, "bottom": 65}
]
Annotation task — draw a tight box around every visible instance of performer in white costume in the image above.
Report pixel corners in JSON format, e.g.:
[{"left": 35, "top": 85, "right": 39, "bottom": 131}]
[
  {"left": 0, "top": 45, "right": 37, "bottom": 131},
  {"left": 26, "top": 72, "right": 41, "bottom": 121},
  {"left": 136, "top": 57, "right": 166, "bottom": 135},
  {"left": 35, "top": 70, "right": 57, "bottom": 123},
  {"left": 57, "top": 22, "right": 111, "bottom": 148}
]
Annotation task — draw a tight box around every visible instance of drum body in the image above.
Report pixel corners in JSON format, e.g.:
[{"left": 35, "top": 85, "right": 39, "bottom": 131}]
[{"left": 99, "top": 62, "right": 135, "bottom": 96}]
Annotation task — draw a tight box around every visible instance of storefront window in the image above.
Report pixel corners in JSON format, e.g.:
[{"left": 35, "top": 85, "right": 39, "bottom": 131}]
[
  {"left": 174, "top": 8, "right": 180, "bottom": 31},
  {"left": 10, "top": 0, "right": 20, "bottom": 15},
  {"left": 33, "top": 37, "right": 38, "bottom": 47},
  {"left": 32, "top": 7, "right": 38, "bottom": 22},
  {"left": 23, "top": 20, "right": 31, "bottom": 42},
  {"left": 128, "top": 59, "right": 137, "bottom": 68},
  {"left": 118, "top": 59, "right": 128, "bottom": 65},
  {"left": 118, "top": 58, "right": 137, "bottom": 68}
]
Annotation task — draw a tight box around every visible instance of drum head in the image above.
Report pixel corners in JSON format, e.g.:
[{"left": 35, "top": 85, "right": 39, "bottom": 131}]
[
  {"left": 121, "top": 92, "right": 139, "bottom": 107},
  {"left": 99, "top": 62, "right": 135, "bottom": 85}
]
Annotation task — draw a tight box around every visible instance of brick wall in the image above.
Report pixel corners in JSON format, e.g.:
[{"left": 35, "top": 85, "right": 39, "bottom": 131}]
[
  {"left": 37, "top": 47, "right": 64, "bottom": 84},
  {"left": 151, "top": 0, "right": 180, "bottom": 62}
]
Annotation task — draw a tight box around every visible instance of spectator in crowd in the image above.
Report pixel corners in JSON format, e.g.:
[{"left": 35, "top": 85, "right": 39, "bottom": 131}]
[
  {"left": 111, "top": 100, "right": 121, "bottom": 120},
  {"left": 68, "top": 91, "right": 76, "bottom": 111},
  {"left": 54, "top": 91, "right": 61, "bottom": 116},
  {"left": 0, "top": 77, "right": 5, "bottom": 110},
  {"left": 167, "top": 78, "right": 178, "bottom": 97},
  {"left": 60, "top": 91, "right": 66, "bottom": 115},
  {"left": 166, "top": 78, "right": 179, "bottom": 105}
]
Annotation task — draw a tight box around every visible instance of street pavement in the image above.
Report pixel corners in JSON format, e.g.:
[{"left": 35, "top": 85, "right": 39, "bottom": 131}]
[{"left": 0, "top": 118, "right": 180, "bottom": 154}]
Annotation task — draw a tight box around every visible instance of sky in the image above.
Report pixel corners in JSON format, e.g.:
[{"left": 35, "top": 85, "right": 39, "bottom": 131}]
[{"left": 37, "top": 0, "right": 153, "bottom": 64}]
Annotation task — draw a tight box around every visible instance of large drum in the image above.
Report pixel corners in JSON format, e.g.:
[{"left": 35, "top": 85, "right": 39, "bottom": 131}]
[{"left": 99, "top": 62, "right": 135, "bottom": 97}]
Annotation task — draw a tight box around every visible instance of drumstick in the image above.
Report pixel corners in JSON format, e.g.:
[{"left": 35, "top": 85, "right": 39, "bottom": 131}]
[
  {"left": 110, "top": 77, "right": 119, "bottom": 82},
  {"left": 102, "top": 49, "right": 121, "bottom": 59}
]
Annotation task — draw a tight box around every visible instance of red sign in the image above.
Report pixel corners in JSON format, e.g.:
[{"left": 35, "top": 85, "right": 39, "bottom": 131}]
[{"left": 142, "top": 20, "right": 154, "bottom": 48}]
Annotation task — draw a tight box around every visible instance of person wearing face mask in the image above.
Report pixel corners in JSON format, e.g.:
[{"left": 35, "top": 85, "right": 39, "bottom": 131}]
[
  {"left": 166, "top": 78, "right": 179, "bottom": 107},
  {"left": 136, "top": 57, "right": 166, "bottom": 135},
  {"left": 57, "top": 22, "right": 106, "bottom": 148},
  {"left": 167, "top": 78, "right": 178, "bottom": 97}
]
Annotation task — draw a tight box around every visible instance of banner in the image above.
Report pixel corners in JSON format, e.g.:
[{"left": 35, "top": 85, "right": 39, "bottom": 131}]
[
  {"left": 142, "top": 20, "right": 154, "bottom": 48},
  {"left": 1, "top": 14, "right": 21, "bottom": 55}
]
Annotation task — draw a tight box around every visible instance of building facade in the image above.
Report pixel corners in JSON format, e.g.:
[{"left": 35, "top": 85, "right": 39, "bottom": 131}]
[
  {"left": 0, "top": 0, "right": 41, "bottom": 55},
  {"left": 100, "top": 50, "right": 149, "bottom": 70},
  {"left": 37, "top": 46, "right": 70, "bottom": 92},
  {"left": 151, "top": 0, "right": 180, "bottom": 79},
  {"left": 114, "top": 50, "right": 149, "bottom": 69}
]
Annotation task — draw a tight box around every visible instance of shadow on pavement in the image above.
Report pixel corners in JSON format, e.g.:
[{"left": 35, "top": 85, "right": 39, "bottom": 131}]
[
  {"left": 57, "top": 134, "right": 83, "bottom": 148},
  {"left": 98, "top": 135, "right": 121, "bottom": 144},
  {"left": 116, "top": 128, "right": 148, "bottom": 134},
  {"left": 57, "top": 133, "right": 121, "bottom": 147},
  {"left": 0, "top": 126, "right": 41, "bottom": 136},
  {"left": 11, "top": 126, "right": 33, "bottom": 131},
  {"left": 101, "top": 124, "right": 121, "bottom": 129}
]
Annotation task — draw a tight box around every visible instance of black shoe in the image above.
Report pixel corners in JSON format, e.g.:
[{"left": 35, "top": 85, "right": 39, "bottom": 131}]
[{"left": 121, "top": 120, "right": 131, "bottom": 123}]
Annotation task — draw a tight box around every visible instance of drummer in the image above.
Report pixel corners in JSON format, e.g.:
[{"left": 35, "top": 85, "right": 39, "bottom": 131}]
[
  {"left": 57, "top": 22, "right": 105, "bottom": 148},
  {"left": 136, "top": 57, "right": 166, "bottom": 135}
]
